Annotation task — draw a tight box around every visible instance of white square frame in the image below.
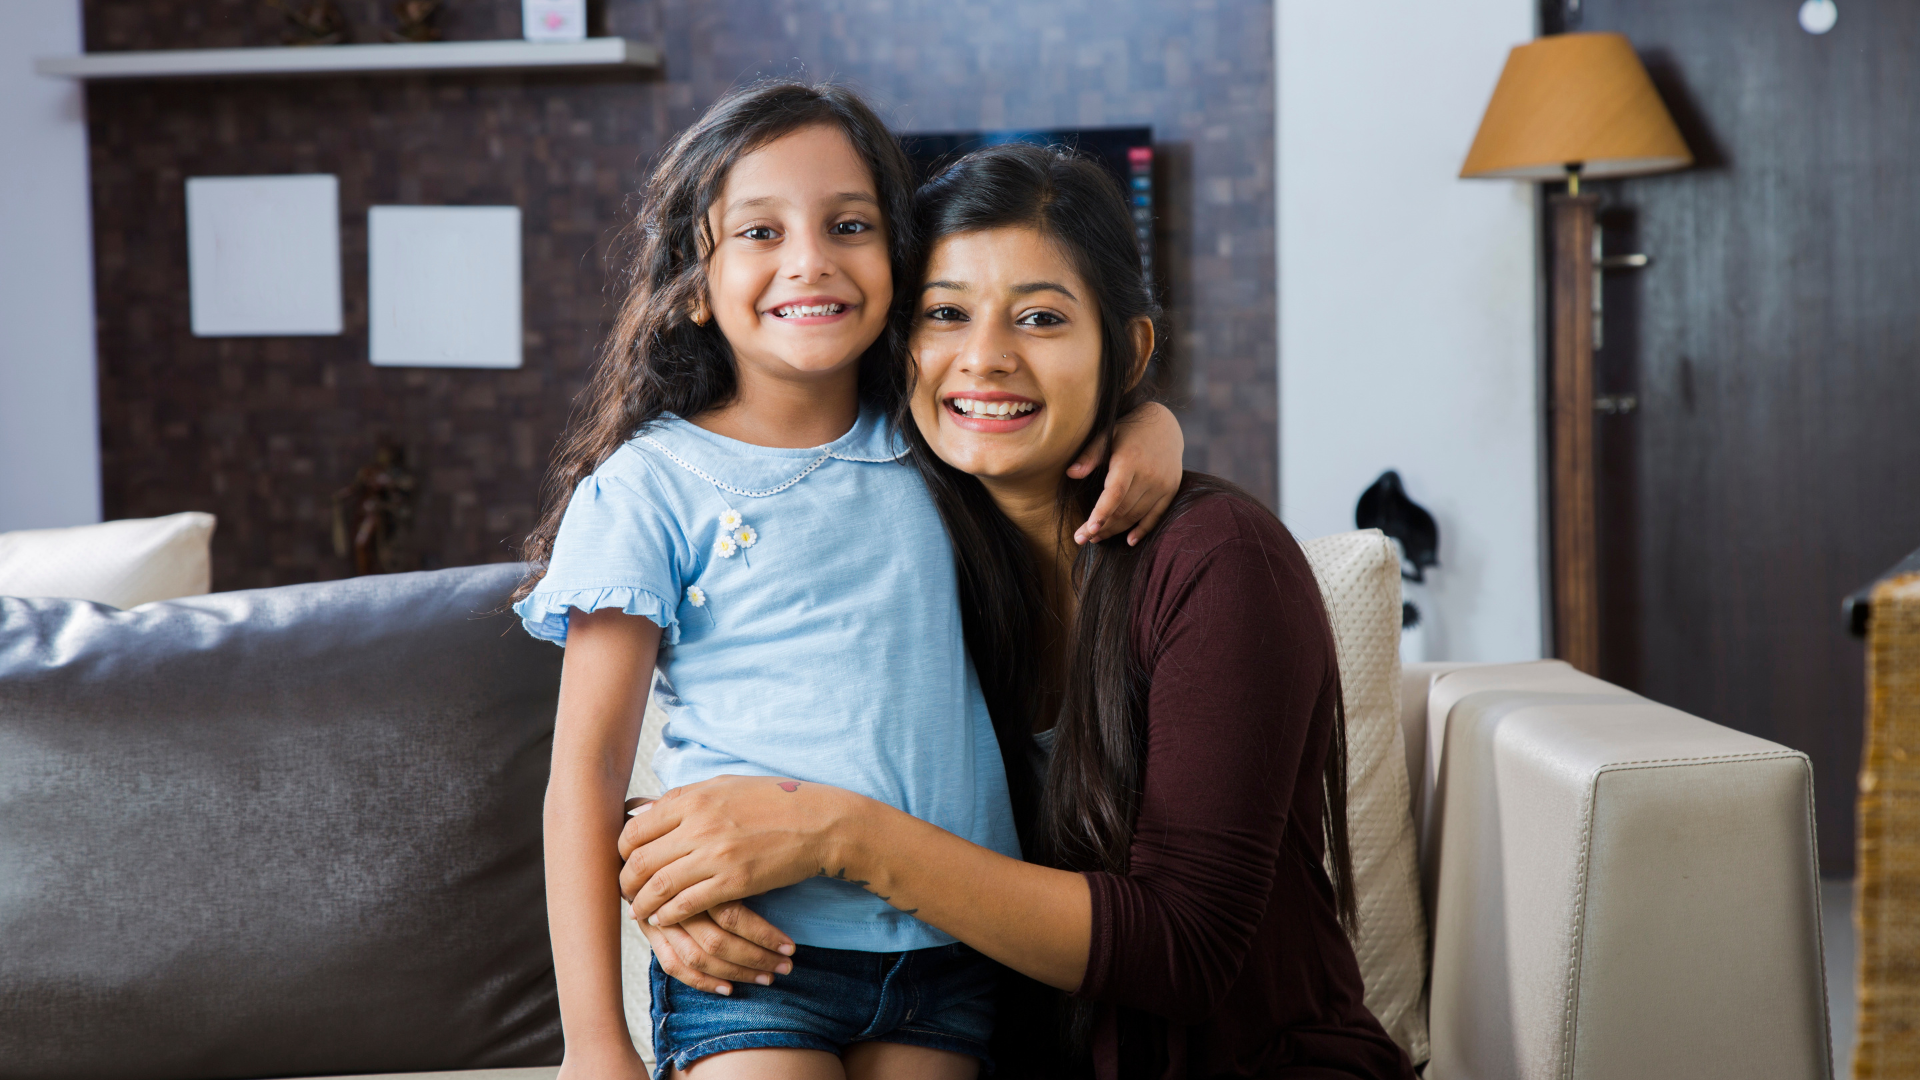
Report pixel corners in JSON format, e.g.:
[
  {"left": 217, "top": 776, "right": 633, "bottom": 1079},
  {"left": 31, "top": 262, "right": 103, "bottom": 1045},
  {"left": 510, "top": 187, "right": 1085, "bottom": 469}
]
[
  {"left": 368, "top": 205, "right": 523, "bottom": 369},
  {"left": 186, "top": 174, "right": 343, "bottom": 337}
]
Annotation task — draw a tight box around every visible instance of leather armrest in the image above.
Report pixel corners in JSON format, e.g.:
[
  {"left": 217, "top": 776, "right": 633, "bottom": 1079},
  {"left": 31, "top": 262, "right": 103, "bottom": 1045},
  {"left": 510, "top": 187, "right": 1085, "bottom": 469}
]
[
  {"left": 1422, "top": 662, "right": 1831, "bottom": 1080},
  {"left": 1401, "top": 662, "right": 1479, "bottom": 843}
]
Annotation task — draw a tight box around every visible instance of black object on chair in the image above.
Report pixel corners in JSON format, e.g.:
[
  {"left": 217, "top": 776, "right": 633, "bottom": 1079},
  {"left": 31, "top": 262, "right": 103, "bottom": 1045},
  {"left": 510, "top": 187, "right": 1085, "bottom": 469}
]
[{"left": 1356, "top": 470, "right": 1439, "bottom": 630}]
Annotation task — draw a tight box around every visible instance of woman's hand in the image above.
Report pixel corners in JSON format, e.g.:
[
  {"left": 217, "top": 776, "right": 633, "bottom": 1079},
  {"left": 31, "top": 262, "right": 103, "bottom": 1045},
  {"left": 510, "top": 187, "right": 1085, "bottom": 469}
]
[
  {"left": 621, "top": 794, "right": 799, "bottom": 995},
  {"left": 618, "top": 775, "right": 859, "bottom": 931},
  {"left": 1070, "top": 400, "right": 1184, "bottom": 545},
  {"left": 637, "top": 899, "right": 795, "bottom": 996},
  {"left": 622, "top": 776, "right": 1094, "bottom": 992}
]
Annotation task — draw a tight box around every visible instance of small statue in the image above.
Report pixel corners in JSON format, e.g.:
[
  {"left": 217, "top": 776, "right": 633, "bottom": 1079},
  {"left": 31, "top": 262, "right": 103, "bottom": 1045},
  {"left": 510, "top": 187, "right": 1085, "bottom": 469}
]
[
  {"left": 332, "top": 442, "right": 418, "bottom": 576},
  {"left": 386, "top": 0, "right": 444, "bottom": 42},
  {"left": 265, "top": 0, "right": 350, "bottom": 45}
]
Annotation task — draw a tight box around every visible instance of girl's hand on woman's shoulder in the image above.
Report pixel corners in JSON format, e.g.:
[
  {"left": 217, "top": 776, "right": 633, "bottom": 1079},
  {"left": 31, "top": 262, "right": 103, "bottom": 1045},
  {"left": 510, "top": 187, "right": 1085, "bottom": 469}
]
[{"left": 1070, "top": 400, "right": 1184, "bottom": 546}]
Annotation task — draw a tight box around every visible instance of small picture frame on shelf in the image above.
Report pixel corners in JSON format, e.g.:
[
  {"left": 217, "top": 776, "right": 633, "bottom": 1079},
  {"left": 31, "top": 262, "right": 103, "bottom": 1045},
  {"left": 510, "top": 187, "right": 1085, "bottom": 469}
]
[{"left": 522, "top": 0, "right": 587, "bottom": 42}]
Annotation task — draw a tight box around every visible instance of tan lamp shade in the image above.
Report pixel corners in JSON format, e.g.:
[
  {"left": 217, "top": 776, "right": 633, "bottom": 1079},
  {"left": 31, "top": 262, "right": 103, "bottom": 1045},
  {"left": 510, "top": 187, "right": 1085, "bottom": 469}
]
[{"left": 1461, "top": 32, "right": 1692, "bottom": 181}]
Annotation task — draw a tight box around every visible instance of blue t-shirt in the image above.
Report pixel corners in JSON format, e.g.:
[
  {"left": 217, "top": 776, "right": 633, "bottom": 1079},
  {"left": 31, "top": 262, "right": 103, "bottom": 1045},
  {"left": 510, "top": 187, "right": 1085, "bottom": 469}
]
[{"left": 514, "top": 405, "right": 1020, "bottom": 952}]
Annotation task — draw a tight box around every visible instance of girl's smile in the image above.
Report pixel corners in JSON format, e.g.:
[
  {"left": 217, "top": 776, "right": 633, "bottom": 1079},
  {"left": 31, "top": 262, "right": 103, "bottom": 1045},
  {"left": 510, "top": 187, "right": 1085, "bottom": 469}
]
[{"left": 764, "top": 296, "right": 853, "bottom": 323}]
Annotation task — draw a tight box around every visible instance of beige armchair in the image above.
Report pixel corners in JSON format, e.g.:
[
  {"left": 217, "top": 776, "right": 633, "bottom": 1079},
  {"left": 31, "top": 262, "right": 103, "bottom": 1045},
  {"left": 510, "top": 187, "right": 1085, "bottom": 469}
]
[{"left": 1405, "top": 660, "right": 1832, "bottom": 1080}]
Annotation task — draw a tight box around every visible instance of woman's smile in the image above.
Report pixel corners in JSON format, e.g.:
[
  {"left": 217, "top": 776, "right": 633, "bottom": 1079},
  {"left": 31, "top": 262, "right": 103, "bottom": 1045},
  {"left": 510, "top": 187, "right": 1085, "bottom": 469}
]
[{"left": 944, "top": 391, "right": 1043, "bottom": 431}]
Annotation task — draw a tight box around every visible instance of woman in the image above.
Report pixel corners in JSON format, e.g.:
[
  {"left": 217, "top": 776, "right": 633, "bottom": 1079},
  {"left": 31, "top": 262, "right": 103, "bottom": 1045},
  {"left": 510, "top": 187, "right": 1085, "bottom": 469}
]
[{"left": 619, "top": 143, "right": 1416, "bottom": 1080}]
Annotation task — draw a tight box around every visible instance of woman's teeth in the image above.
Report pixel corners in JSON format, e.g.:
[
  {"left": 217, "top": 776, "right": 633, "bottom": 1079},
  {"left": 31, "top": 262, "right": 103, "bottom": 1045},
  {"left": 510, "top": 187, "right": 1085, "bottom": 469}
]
[
  {"left": 772, "top": 303, "right": 846, "bottom": 318},
  {"left": 949, "top": 398, "right": 1038, "bottom": 419}
]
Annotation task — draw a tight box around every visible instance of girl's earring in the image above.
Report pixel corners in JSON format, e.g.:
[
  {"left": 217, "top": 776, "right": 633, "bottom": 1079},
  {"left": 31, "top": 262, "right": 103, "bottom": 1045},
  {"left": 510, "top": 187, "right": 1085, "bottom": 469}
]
[{"left": 690, "top": 297, "right": 712, "bottom": 326}]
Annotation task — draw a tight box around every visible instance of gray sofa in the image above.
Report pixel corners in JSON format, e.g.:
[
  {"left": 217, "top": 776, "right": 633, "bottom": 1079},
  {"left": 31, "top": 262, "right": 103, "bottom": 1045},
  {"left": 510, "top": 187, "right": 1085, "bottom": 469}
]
[
  {"left": 0, "top": 565, "right": 1833, "bottom": 1080},
  {"left": 0, "top": 565, "right": 563, "bottom": 1079}
]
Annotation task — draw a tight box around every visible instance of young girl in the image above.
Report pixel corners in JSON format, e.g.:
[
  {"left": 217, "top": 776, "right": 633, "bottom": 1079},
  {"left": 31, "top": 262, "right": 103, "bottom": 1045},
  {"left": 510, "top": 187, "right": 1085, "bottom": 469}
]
[{"left": 512, "top": 83, "right": 1184, "bottom": 1080}]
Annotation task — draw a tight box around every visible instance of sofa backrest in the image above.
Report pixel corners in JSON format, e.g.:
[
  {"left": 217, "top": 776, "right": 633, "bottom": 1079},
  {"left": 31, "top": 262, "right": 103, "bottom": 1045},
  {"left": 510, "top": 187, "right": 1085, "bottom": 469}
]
[
  {"left": 1299, "top": 529, "right": 1430, "bottom": 1065},
  {"left": 0, "top": 564, "right": 563, "bottom": 1080}
]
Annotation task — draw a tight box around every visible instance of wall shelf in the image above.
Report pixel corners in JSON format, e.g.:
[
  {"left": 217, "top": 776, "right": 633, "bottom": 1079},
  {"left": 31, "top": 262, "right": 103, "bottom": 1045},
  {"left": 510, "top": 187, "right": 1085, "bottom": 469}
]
[{"left": 34, "top": 38, "right": 661, "bottom": 81}]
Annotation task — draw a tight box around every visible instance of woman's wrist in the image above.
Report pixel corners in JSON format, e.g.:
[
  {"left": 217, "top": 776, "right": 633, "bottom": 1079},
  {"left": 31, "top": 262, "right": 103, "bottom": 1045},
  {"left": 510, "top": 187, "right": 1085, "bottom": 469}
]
[
  {"left": 808, "top": 785, "right": 1092, "bottom": 989},
  {"left": 817, "top": 783, "right": 900, "bottom": 887}
]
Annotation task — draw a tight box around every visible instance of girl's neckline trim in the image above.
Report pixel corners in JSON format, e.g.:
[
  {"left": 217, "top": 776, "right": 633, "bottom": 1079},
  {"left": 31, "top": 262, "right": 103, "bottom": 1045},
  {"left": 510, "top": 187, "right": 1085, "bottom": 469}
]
[{"left": 637, "top": 408, "right": 905, "bottom": 499}]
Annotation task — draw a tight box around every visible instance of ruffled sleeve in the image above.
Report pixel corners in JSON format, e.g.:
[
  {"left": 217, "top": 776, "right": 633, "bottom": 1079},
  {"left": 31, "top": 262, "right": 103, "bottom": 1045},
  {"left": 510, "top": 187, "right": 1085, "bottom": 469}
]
[
  {"left": 513, "top": 583, "right": 681, "bottom": 646},
  {"left": 512, "top": 465, "right": 689, "bottom": 646}
]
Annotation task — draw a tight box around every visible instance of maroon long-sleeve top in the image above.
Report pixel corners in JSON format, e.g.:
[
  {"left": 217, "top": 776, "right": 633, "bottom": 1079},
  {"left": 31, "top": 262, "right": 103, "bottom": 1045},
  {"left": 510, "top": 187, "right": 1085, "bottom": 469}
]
[{"left": 1073, "top": 491, "right": 1416, "bottom": 1080}]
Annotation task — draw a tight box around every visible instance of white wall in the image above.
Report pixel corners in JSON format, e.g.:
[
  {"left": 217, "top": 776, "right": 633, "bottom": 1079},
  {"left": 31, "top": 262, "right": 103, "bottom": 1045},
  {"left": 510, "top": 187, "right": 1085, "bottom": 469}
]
[
  {"left": 0, "top": 0, "right": 101, "bottom": 533},
  {"left": 1276, "top": 0, "right": 1543, "bottom": 662}
]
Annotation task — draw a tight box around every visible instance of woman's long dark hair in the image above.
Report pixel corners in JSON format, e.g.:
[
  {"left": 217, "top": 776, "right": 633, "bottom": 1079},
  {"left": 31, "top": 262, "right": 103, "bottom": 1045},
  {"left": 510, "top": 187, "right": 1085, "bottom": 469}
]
[
  {"left": 514, "top": 81, "right": 915, "bottom": 601},
  {"left": 898, "top": 143, "right": 1356, "bottom": 1059}
]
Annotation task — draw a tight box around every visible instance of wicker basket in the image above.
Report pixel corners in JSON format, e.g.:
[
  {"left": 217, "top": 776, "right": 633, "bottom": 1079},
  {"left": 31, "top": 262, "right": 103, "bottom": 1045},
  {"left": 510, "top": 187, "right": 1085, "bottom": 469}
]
[{"left": 1857, "top": 570, "right": 1920, "bottom": 1077}]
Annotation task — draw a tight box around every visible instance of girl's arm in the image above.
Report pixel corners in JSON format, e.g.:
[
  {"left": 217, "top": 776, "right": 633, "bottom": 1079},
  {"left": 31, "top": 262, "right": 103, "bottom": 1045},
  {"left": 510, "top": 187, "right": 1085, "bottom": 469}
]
[
  {"left": 1071, "top": 400, "right": 1184, "bottom": 546},
  {"left": 622, "top": 776, "right": 1093, "bottom": 990},
  {"left": 546, "top": 607, "right": 662, "bottom": 1076}
]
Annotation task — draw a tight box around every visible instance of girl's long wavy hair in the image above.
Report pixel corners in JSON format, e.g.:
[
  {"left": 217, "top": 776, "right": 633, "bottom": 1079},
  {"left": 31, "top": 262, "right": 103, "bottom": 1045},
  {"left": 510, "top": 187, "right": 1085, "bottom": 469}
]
[
  {"left": 897, "top": 143, "right": 1356, "bottom": 1064},
  {"left": 513, "top": 81, "right": 916, "bottom": 601}
]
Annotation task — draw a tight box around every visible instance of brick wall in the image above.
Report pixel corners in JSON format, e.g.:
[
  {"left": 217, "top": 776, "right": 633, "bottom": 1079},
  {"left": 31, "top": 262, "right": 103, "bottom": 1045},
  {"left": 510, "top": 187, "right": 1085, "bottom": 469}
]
[{"left": 83, "top": 0, "right": 1274, "bottom": 587}]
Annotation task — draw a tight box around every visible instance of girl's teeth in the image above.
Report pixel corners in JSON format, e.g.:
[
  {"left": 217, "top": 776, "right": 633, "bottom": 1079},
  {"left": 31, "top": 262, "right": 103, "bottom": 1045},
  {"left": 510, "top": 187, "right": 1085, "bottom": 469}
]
[{"left": 776, "top": 303, "right": 844, "bottom": 317}]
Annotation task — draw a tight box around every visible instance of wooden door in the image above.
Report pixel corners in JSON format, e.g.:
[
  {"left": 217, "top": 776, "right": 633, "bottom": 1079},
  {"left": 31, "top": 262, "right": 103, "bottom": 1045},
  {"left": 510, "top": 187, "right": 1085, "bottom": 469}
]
[{"left": 1558, "top": 0, "right": 1920, "bottom": 876}]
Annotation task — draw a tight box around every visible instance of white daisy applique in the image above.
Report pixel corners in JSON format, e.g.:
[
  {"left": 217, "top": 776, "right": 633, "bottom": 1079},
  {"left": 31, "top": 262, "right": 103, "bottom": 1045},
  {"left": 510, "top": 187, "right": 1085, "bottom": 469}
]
[
  {"left": 713, "top": 508, "right": 758, "bottom": 560},
  {"left": 685, "top": 585, "right": 707, "bottom": 607}
]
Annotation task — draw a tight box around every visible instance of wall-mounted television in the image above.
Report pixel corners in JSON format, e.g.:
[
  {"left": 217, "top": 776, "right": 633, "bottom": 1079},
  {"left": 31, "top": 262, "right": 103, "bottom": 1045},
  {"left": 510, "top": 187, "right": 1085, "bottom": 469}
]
[{"left": 900, "top": 126, "right": 1156, "bottom": 282}]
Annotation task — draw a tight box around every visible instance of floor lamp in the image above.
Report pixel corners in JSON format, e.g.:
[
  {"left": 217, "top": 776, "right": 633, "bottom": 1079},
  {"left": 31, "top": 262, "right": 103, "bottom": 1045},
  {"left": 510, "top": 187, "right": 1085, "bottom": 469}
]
[{"left": 1459, "top": 32, "right": 1691, "bottom": 675}]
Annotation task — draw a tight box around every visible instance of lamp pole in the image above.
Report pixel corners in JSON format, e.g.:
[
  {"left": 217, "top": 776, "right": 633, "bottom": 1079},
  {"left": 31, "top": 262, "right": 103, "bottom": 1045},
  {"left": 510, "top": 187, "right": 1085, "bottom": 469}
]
[
  {"left": 1458, "top": 31, "right": 1692, "bottom": 676},
  {"left": 1549, "top": 187, "right": 1601, "bottom": 675}
]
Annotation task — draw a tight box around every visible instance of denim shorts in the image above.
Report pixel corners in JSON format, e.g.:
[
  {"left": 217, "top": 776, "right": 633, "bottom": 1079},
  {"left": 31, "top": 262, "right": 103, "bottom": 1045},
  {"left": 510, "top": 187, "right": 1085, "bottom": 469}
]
[{"left": 649, "top": 941, "right": 996, "bottom": 1075}]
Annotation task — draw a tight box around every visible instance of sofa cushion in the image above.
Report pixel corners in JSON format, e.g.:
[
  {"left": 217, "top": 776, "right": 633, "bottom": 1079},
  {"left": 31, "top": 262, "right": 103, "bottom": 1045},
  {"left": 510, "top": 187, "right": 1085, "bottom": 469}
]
[
  {"left": 0, "top": 511, "right": 216, "bottom": 608},
  {"left": 1300, "top": 529, "right": 1430, "bottom": 1065},
  {"left": 0, "top": 564, "right": 563, "bottom": 1080}
]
